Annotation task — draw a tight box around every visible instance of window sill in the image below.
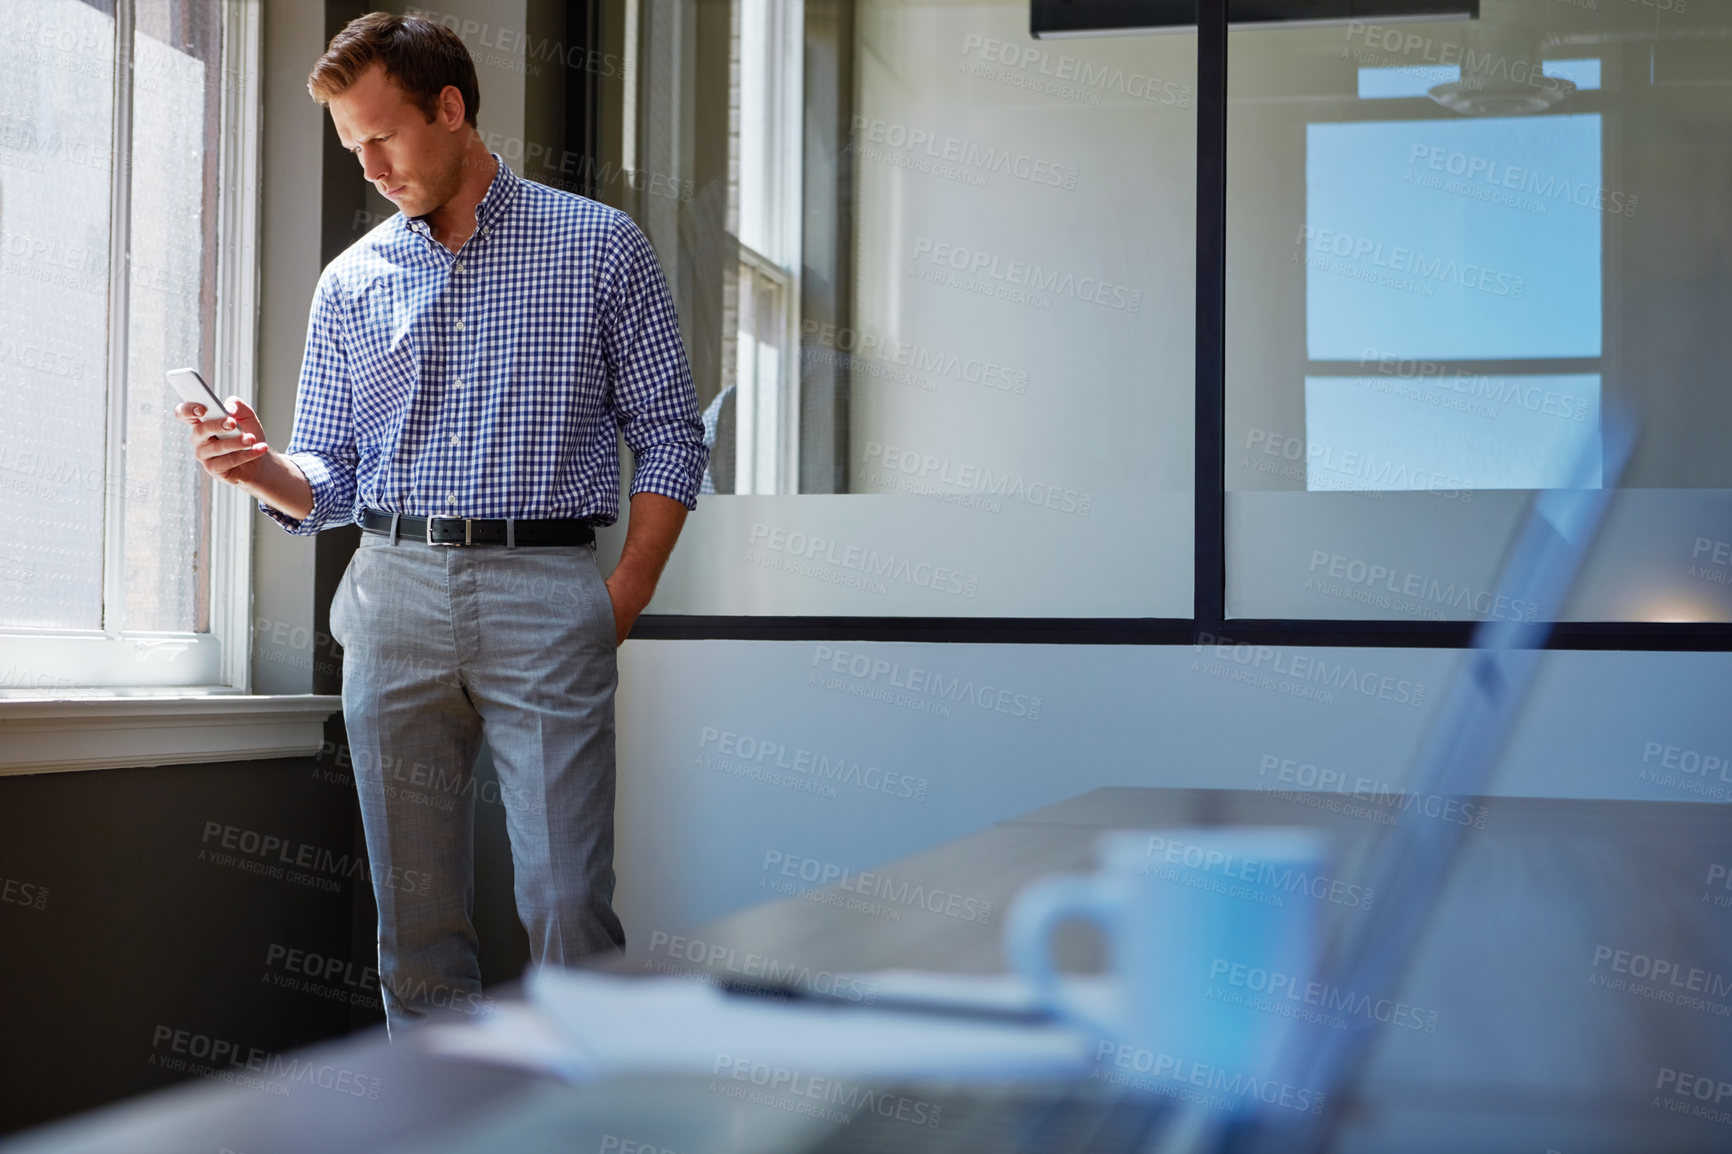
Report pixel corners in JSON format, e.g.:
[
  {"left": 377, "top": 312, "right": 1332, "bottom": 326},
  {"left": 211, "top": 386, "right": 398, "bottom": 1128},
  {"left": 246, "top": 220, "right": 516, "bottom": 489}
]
[{"left": 0, "top": 694, "right": 342, "bottom": 777}]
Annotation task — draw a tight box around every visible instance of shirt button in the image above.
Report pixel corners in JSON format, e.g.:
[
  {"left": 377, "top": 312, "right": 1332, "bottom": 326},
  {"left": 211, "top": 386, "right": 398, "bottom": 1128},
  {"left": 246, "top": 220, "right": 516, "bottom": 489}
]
[
  {"left": 449, "top": 433, "right": 460, "bottom": 446},
  {"left": 455, "top": 320, "right": 466, "bottom": 331},
  {"left": 454, "top": 261, "right": 465, "bottom": 273},
  {"left": 453, "top": 379, "right": 463, "bottom": 388},
  {"left": 447, "top": 493, "right": 458, "bottom": 504}
]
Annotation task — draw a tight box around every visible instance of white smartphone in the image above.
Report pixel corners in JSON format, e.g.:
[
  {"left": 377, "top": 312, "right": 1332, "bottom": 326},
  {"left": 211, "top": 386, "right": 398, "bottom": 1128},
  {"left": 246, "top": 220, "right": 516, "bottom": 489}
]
[{"left": 166, "top": 367, "right": 242, "bottom": 437}]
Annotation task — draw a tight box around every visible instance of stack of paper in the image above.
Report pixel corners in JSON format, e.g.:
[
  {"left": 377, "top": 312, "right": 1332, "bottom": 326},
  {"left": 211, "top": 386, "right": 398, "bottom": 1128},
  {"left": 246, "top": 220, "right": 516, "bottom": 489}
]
[{"left": 421, "top": 968, "right": 1097, "bottom": 1085}]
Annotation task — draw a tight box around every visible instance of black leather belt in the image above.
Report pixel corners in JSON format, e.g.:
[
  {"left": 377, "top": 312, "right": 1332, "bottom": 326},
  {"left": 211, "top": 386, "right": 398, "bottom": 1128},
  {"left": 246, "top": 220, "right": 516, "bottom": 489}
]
[{"left": 359, "top": 508, "right": 594, "bottom": 547}]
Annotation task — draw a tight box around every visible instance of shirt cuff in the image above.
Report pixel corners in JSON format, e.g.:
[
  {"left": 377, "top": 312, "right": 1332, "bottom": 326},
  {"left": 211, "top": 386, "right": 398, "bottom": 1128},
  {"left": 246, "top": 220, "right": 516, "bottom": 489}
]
[
  {"left": 259, "top": 451, "right": 351, "bottom": 535},
  {"left": 630, "top": 449, "right": 708, "bottom": 511},
  {"left": 259, "top": 500, "right": 314, "bottom": 534}
]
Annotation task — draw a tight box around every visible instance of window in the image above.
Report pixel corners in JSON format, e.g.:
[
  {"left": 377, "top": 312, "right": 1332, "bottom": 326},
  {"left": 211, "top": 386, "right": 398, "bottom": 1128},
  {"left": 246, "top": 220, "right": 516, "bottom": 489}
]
[
  {"left": 1301, "top": 114, "right": 1604, "bottom": 493},
  {"left": 0, "top": 0, "right": 260, "bottom": 690},
  {"left": 706, "top": 0, "right": 801, "bottom": 496}
]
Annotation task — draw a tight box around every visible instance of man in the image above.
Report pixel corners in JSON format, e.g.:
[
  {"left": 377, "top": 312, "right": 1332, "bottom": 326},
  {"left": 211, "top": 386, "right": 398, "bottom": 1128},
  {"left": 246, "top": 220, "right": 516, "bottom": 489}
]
[{"left": 177, "top": 13, "right": 706, "bottom": 1033}]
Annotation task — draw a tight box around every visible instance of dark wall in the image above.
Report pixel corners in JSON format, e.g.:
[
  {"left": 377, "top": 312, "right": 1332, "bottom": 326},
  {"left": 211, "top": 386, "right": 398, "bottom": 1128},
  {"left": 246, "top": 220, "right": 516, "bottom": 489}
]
[
  {"left": 0, "top": 735, "right": 364, "bottom": 1133},
  {"left": 0, "top": 714, "right": 530, "bottom": 1136}
]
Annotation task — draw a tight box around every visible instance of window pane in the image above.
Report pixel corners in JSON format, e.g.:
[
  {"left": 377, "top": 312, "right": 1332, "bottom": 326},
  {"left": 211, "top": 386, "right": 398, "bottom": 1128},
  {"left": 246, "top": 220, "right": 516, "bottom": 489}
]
[
  {"left": 727, "top": 256, "right": 790, "bottom": 495},
  {"left": 1227, "top": 5, "right": 1732, "bottom": 623},
  {"left": 1304, "top": 115, "right": 1602, "bottom": 361},
  {"left": 616, "top": 0, "right": 1196, "bottom": 616},
  {"left": 1302, "top": 372, "right": 1601, "bottom": 492},
  {"left": 0, "top": 0, "right": 116, "bottom": 632},
  {"left": 123, "top": 0, "right": 219, "bottom": 633}
]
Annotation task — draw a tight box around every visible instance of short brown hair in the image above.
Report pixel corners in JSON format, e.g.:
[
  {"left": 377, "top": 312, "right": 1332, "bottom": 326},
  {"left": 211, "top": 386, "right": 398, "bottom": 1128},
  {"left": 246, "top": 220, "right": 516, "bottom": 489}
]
[{"left": 308, "top": 13, "right": 481, "bottom": 127}]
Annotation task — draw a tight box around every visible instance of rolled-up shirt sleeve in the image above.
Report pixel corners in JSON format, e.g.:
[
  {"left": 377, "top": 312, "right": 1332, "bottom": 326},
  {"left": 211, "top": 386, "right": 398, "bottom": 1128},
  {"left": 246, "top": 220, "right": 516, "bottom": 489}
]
[
  {"left": 600, "top": 214, "right": 708, "bottom": 509},
  {"left": 261, "top": 275, "right": 359, "bottom": 535}
]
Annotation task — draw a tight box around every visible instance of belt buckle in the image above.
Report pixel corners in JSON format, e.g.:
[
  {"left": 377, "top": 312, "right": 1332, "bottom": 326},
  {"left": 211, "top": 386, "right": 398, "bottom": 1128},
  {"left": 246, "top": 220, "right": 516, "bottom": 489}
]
[{"left": 426, "top": 517, "right": 471, "bottom": 547}]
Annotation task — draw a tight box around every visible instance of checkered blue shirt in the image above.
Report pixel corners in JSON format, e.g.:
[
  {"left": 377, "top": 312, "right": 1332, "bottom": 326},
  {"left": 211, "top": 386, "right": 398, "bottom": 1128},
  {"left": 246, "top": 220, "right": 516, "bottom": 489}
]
[{"left": 262, "top": 157, "right": 706, "bottom": 534}]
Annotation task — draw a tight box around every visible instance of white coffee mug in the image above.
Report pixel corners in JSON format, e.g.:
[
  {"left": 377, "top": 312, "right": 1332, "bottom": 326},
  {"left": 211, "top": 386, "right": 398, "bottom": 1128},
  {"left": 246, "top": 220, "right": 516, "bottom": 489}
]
[{"left": 1007, "top": 827, "right": 1331, "bottom": 1079}]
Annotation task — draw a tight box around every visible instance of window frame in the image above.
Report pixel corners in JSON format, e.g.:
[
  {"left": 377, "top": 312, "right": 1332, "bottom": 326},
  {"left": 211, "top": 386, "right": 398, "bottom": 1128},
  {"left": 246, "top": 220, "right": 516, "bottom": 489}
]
[
  {"left": 725, "top": 0, "right": 803, "bottom": 495},
  {"left": 732, "top": 242, "right": 798, "bottom": 494},
  {"left": 0, "top": 0, "right": 263, "bottom": 695}
]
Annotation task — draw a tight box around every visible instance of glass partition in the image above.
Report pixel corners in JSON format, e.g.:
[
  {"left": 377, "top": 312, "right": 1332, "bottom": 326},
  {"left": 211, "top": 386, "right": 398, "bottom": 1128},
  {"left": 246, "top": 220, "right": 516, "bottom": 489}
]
[{"left": 604, "top": 0, "right": 1197, "bottom": 617}]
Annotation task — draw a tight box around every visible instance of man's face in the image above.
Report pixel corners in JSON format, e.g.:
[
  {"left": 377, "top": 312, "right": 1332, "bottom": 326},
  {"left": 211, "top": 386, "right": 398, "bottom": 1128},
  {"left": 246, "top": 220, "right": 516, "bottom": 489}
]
[{"left": 327, "top": 62, "right": 466, "bottom": 219}]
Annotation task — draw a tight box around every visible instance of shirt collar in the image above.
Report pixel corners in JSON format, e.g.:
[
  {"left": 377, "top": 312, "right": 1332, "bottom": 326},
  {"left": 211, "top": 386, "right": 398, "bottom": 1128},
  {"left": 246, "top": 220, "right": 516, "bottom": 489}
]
[
  {"left": 474, "top": 154, "right": 519, "bottom": 230},
  {"left": 402, "top": 153, "right": 518, "bottom": 240}
]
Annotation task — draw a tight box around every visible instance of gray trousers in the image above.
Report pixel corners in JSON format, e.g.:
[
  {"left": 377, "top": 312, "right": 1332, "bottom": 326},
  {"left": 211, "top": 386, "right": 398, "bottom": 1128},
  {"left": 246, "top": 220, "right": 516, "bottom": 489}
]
[{"left": 329, "top": 532, "right": 625, "bottom": 1034}]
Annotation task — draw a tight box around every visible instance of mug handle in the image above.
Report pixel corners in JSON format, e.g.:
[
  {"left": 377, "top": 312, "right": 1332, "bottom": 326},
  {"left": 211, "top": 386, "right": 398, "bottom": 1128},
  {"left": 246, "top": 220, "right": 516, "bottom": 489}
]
[{"left": 1006, "top": 873, "right": 1127, "bottom": 1038}]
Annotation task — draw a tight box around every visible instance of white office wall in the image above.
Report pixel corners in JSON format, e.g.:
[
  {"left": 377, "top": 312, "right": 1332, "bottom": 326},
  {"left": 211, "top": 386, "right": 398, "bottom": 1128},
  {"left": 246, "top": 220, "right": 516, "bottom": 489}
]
[
  {"left": 849, "top": 0, "right": 1193, "bottom": 500},
  {"left": 613, "top": 638, "right": 1732, "bottom": 955}
]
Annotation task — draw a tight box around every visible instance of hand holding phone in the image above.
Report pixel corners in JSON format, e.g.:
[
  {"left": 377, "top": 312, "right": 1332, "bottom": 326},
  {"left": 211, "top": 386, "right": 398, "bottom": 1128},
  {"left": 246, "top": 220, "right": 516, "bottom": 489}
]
[
  {"left": 166, "top": 367, "right": 242, "bottom": 437},
  {"left": 170, "top": 367, "right": 271, "bottom": 483}
]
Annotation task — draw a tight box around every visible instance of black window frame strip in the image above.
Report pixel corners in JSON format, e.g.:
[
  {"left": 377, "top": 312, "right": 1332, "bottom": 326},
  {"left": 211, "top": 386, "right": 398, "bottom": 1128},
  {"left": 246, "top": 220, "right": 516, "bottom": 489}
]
[{"left": 629, "top": 618, "right": 1732, "bottom": 651}]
